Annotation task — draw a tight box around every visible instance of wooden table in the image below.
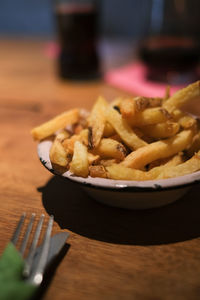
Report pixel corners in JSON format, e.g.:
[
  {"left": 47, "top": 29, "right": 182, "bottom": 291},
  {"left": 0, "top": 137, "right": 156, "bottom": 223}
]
[{"left": 1, "top": 39, "right": 200, "bottom": 300}]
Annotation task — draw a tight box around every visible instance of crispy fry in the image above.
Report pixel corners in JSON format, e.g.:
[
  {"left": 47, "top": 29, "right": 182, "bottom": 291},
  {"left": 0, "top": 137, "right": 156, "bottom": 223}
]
[
  {"left": 121, "top": 129, "right": 194, "bottom": 169},
  {"left": 62, "top": 129, "right": 89, "bottom": 154},
  {"left": 119, "top": 97, "right": 162, "bottom": 119},
  {"left": 147, "top": 153, "right": 183, "bottom": 170},
  {"left": 89, "top": 165, "right": 107, "bottom": 178},
  {"left": 157, "top": 151, "right": 200, "bottom": 179},
  {"left": 179, "top": 115, "right": 197, "bottom": 129},
  {"left": 163, "top": 80, "right": 200, "bottom": 112},
  {"left": 62, "top": 134, "right": 79, "bottom": 154},
  {"left": 70, "top": 141, "right": 89, "bottom": 177},
  {"left": 92, "top": 138, "right": 127, "bottom": 160},
  {"left": 126, "top": 107, "right": 172, "bottom": 127},
  {"left": 106, "top": 107, "right": 147, "bottom": 149},
  {"left": 55, "top": 129, "right": 70, "bottom": 141},
  {"left": 88, "top": 153, "right": 100, "bottom": 165},
  {"left": 106, "top": 164, "right": 147, "bottom": 180},
  {"left": 119, "top": 98, "right": 135, "bottom": 118},
  {"left": 99, "top": 159, "right": 118, "bottom": 167},
  {"left": 135, "top": 96, "right": 162, "bottom": 111},
  {"left": 106, "top": 153, "right": 191, "bottom": 181},
  {"left": 141, "top": 122, "right": 180, "bottom": 139},
  {"left": 49, "top": 130, "right": 71, "bottom": 168},
  {"left": 87, "top": 96, "right": 108, "bottom": 148},
  {"left": 50, "top": 139, "right": 69, "bottom": 167},
  {"left": 103, "top": 122, "right": 115, "bottom": 137},
  {"left": 31, "top": 109, "right": 79, "bottom": 140},
  {"left": 172, "top": 109, "right": 197, "bottom": 129},
  {"left": 148, "top": 97, "right": 163, "bottom": 107}
]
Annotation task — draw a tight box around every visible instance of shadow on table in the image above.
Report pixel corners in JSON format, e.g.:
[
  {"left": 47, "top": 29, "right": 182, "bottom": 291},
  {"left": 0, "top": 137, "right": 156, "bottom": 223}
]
[{"left": 39, "top": 176, "right": 200, "bottom": 245}]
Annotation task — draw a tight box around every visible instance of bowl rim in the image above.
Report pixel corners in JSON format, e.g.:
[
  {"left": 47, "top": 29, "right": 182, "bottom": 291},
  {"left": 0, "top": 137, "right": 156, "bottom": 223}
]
[{"left": 38, "top": 140, "right": 200, "bottom": 192}]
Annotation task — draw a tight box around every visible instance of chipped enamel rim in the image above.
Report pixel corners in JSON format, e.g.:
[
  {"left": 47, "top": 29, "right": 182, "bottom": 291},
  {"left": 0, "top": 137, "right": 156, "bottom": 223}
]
[{"left": 38, "top": 140, "right": 200, "bottom": 192}]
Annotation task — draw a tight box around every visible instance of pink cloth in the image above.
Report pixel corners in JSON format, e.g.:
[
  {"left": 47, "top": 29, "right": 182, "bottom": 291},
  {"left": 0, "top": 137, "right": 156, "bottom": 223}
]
[{"left": 104, "top": 62, "right": 185, "bottom": 97}]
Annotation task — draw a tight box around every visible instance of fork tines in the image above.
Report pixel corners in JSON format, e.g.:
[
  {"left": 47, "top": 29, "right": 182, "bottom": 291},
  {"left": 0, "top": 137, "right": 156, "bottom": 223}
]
[{"left": 11, "top": 213, "right": 54, "bottom": 285}]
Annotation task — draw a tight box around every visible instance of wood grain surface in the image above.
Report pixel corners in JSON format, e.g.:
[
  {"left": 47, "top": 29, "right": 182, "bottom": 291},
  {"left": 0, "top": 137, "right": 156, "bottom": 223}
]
[{"left": 1, "top": 39, "right": 200, "bottom": 300}]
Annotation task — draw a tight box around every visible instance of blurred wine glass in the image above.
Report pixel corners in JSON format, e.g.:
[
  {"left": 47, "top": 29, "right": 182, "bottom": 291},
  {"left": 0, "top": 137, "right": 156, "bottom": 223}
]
[{"left": 139, "top": 0, "right": 200, "bottom": 85}]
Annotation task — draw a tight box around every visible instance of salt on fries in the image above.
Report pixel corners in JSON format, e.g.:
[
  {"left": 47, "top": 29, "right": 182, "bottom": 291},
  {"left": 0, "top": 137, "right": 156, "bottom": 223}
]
[{"left": 31, "top": 81, "right": 200, "bottom": 180}]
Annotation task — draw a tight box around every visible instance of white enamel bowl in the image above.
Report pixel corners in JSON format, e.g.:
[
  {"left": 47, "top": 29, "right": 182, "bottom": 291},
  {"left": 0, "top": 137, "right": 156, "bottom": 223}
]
[{"left": 38, "top": 140, "right": 200, "bottom": 210}]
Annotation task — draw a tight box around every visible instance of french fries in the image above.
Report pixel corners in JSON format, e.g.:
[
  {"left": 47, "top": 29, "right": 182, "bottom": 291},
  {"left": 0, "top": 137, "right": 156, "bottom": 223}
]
[
  {"left": 87, "top": 96, "right": 108, "bottom": 148},
  {"left": 92, "top": 138, "right": 127, "bottom": 160},
  {"left": 119, "top": 97, "right": 162, "bottom": 119},
  {"left": 31, "top": 81, "right": 200, "bottom": 181},
  {"left": 49, "top": 130, "right": 71, "bottom": 167},
  {"left": 106, "top": 152, "right": 200, "bottom": 180},
  {"left": 126, "top": 107, "right": 172, "bottom": 127},
  {"left": 89, "top": 165, "right": 107, "bottom": 178},
  {"left": 140, "top": 122, "right": 180, "bottom": 139},
  {"left": 103, "top": 122, "right": 115, "bottom": 137},
  {"left": 156, "top": 151, "right": 200, "bottom": 179},
  {"left": 172, "top": 109, "right": 197, "bottom": 129},
  {"left": 106, "top": 107, "right": 147, "bottom": 149},
  {"left": 31, "top": 109, "right": 79, "bottom": 140},
  {"left": 70, "top": 141, "right": 89, "bottom": 177},
  {"left": 50, "top": 139, "right": 69, "bottom": 168},
  {"left": 163, "top": 81, "right": 200, "bottom": 112},
  {"left": 121, "top": 129, "right": 194, "bottom": 169}
]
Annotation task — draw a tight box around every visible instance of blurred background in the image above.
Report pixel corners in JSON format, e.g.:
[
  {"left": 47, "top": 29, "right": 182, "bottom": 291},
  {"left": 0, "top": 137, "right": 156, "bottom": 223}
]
[
  {"left": 0, "top": 0, "right": 151, "bottom": 38},
  {"left": 0, "top": 0, "right": 200, "bottom": 95}
]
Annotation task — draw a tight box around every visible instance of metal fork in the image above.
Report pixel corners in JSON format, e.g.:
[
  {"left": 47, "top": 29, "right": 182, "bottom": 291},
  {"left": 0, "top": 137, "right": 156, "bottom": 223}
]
[{"left": 11, "top": 213, "right": 54, "bottom": 286}]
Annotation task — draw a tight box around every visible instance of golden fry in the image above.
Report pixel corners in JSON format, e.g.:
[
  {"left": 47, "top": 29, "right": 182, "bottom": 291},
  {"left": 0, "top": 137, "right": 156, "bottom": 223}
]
[
  {"left": 93, "top": 138, "right": 127, "bottom": 160},
  {"left": 134, "top": 96, "right": 162, "bottom": 111},
  {"left": 70, "top": 141, "right": 89, "bottom": 177},
  {"left": 119, "top": 98, "right": 135, "bottom": 118},
  {"left": 50, "top": 139, "right": 69, "bottom": 167},
  {"left": 127, "top": 107, "right": 172, "bottom": 127},
  {"left": 147, "top": 153, "right": 183, "bottom": 170},
  {"left": 141, "top": 122, "right": 180, "bottom": 139},
  {"left": 62, "top": 129, "right": 89, "bottom": 154},
  {"left": 106, "top": 107, "right": 147, "bottom": 149},
  {"left": 49, "top": 130, "right": 71, "bottom": 167},
  {"left": 119, "top": 97, "right": 162, "bottom": 119},
  {"left": 89, "top": 165, "right": 107, "bottom": 178},
  {"left": 55, "top": 130, "right": 70, "bottom": 141},
  {"left": 103, "top": 122, "right": 115, "bottom": 137},
  {"left": 87, "top": 96, "right": 108, "bottom": 148},
  {"left": 121, "top": 129, "right": 194, "bottom": 169},
  {"left": 88, "top": 153, "right": 100, "bottom": 165},
  {"left": 157, "top": 151, "right": 200, "bottom": 179},
  {"left": 163, "top": 80, "right": 200, "bottom": 112},
  {"left": 31, "top": 109, "right": 79, "bottom": 141},
  {"left": 106, "top": 153, "right": 190, "bottom": 181},
  {"left": 106, "top": 164, "right": 146, "bottom": 180},
  {"left": 99, "top": 159, "right": 118, "bottom": 167},
  {"left": 172, "top": 109, "right": 197, "bottom": 129}
]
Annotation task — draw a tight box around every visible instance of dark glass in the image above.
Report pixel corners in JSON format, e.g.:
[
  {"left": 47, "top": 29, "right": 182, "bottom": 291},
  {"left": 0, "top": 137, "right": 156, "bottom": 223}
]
[
  {"left": 138, "top": 0, "right": 200, "bottom": 84},
  {"left": 140, "top": 36, "right": 199, "bottom": 84},
  {"left": 55, "top": 1, "right": 100, "bottom": 80}
]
